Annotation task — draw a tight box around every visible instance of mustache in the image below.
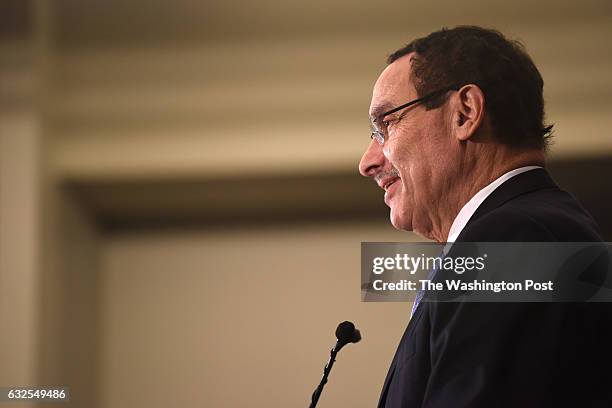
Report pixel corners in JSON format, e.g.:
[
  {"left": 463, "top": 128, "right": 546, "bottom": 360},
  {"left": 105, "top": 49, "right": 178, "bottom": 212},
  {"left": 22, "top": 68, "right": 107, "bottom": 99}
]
[{"left": 374, "top": 168, "right": 401, "bottom": 184}]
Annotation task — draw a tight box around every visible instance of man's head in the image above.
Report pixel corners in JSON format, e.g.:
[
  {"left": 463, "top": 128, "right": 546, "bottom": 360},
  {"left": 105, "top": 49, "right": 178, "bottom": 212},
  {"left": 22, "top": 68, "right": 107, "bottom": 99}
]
[{"left": 359, "top": 26, "right": 551, "bottom": 240}]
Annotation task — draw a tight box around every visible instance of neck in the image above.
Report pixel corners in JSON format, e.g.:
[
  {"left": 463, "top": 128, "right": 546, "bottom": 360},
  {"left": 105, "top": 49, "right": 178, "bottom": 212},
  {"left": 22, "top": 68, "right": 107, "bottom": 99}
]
[{"left": 423, "top": 147, "right": 545, "bottom": 242}]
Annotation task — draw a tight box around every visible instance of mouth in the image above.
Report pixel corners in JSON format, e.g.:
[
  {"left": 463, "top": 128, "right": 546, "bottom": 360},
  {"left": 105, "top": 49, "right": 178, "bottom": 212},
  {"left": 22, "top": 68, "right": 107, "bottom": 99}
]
[
  {"left": 378, "top": 174, "right": 400, "bottom": 191},
  {"left": 382, "top": 177, "right": 401, "bottom": 206},
  {"left": 382, "top": 178, "right": 399, "bottom": 191}
]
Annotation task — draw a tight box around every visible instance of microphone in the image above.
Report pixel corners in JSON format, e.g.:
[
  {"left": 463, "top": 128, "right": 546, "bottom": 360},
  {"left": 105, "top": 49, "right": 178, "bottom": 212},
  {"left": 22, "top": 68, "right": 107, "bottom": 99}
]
[
  {"left": 334, "top": 321, "right": 362, "bottom": 352},
  {"left": 309, "top": 321, "right": 362, "bottom": 408}
]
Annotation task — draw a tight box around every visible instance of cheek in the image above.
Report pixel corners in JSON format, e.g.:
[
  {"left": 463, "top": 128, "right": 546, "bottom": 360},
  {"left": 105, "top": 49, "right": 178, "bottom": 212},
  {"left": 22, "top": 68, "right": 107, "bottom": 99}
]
[
  {"left": 383, "top": 141, "right": 415, "bottom": 185},
  {"left": 383, "top": 140, "right": 412, "bottom": 171},
  {"left": 383, "top": 123, "right": 424, "bottom": 166},
  {"left": 384, "top": 146, "right": 431, "bottom": 213},
  {"left": 380, "top": 146, "right": 409, "bottom": 199}
]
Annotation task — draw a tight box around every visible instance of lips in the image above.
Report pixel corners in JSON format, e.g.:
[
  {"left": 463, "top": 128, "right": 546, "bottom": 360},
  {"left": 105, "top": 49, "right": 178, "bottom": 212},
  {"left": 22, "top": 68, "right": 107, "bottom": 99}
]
[
  {"left": 383, "top": 178, "right": 399, "bottom": 191},
  {"left": 378, "top": 176, "right": 400, "bottom": 191},
  {"left": 381, "top": 177, "right": 401, "bottom": 206}
]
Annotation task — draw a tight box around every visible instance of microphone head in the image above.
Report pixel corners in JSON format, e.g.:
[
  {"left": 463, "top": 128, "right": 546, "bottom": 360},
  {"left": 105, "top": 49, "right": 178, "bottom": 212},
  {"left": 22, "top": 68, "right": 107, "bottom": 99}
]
[{"left": 335, "top": 321, "right": 362, "bottom": 351}]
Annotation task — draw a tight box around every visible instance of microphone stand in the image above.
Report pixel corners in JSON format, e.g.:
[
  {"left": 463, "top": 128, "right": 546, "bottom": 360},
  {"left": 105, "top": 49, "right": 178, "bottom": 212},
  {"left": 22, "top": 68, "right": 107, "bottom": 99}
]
[{"left": 309, "top": 342, "right": 340, "bottom": 408}]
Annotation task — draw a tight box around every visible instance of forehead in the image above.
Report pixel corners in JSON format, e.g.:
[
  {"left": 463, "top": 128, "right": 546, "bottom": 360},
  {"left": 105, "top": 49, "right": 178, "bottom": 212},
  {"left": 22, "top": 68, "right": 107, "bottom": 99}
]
[{"left": 370, "top": 53, "right": 417, "bottom": 118}]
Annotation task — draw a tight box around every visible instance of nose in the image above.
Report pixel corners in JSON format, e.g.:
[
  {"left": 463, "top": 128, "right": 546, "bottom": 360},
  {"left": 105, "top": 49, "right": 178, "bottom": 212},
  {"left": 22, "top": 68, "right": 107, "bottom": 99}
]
[{"left": 359, "top": 140, "right": 386, "bottom": 177}]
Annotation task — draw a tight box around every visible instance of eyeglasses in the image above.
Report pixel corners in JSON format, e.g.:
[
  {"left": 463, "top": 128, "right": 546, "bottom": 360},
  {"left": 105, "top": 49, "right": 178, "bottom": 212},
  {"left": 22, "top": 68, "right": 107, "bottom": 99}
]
[{"left": 370, "top": 85, "right": 460, "bottom": 145}]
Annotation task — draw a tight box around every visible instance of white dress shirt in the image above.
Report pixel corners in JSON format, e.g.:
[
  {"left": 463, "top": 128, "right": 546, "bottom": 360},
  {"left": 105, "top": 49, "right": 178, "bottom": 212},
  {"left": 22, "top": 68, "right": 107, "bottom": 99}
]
[{"left": 446, "top": 166, "right": 542, "bottom": 243}]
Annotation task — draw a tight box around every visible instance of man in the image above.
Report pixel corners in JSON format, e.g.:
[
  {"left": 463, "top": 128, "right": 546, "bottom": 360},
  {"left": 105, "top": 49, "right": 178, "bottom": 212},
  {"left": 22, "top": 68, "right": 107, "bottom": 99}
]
[{"left": 359, "top": 26, "right": 611, "bottom": 407}]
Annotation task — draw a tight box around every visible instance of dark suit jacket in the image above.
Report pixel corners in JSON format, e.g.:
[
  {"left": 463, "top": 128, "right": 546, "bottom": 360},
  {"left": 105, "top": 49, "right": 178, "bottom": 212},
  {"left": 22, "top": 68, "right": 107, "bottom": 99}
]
[{"left": 378, "top": 168, "right": 612, "bottom": 407}]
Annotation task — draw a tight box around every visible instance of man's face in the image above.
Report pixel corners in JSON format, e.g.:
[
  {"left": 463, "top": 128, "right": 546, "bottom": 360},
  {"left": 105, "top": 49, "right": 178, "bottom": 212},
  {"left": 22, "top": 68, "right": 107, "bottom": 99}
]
[{"left": 359, "top": 54, "right": 455, "bottom": 235}]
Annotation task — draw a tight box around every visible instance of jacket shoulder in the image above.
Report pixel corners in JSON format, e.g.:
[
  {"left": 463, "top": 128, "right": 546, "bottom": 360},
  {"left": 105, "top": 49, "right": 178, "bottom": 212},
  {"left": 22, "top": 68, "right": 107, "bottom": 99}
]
[
  {"left": 459, "top": 206, "right": 557, "bottom": 242},
  {"left": 459, "top": 189, "right": 603, "bottom": 242}
]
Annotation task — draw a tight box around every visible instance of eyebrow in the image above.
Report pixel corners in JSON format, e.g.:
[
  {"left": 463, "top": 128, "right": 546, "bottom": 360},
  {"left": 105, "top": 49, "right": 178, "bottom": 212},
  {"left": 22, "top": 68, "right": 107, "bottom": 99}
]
[{"left": 369, "top": 102, "right": 394, "bottom": 120}]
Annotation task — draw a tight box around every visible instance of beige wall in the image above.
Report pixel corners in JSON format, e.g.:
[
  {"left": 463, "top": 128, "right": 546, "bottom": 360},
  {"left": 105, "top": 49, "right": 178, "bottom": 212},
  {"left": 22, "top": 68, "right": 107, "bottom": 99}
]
[{"left": 99, "top": 221, "right": 409, "bottom": 407}]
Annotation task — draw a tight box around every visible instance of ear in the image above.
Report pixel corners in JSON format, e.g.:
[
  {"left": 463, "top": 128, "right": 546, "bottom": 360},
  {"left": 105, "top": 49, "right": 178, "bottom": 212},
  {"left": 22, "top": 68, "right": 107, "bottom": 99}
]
[{"left": 451, "top": 84, "right": 485, "bottom": 142}]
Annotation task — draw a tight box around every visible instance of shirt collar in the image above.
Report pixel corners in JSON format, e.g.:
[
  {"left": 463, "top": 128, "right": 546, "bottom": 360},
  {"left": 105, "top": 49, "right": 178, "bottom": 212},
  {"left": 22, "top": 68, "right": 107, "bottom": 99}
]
[{"left": 446, "top": 166, "right": 543, "bottom": 243}]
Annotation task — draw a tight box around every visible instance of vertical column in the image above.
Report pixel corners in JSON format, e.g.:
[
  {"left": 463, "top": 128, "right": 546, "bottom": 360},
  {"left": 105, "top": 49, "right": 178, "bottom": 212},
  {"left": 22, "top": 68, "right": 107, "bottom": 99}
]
[{"left": 0, "top": 3, "right": 41, "bottom": 406}]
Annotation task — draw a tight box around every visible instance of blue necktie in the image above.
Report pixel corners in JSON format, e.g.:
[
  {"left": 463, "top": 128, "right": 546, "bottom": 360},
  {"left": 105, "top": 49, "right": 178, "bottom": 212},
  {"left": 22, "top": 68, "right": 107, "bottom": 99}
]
[{"left": 410, "top": 255, "right": 443, "bottom": 318}]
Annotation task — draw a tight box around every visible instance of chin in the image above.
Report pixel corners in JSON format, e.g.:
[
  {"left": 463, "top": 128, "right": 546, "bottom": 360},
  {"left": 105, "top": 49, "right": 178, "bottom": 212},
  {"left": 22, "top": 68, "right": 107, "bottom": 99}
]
[{"left": 389, "top": 207, "right": 412, "bottom": 231}]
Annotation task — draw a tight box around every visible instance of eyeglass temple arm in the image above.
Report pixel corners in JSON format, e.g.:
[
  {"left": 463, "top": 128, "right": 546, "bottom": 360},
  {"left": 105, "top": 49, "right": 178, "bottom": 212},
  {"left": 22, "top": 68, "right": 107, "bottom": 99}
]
[{"left": 381, "top": 85, "right": 461, "bottom": 118}]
